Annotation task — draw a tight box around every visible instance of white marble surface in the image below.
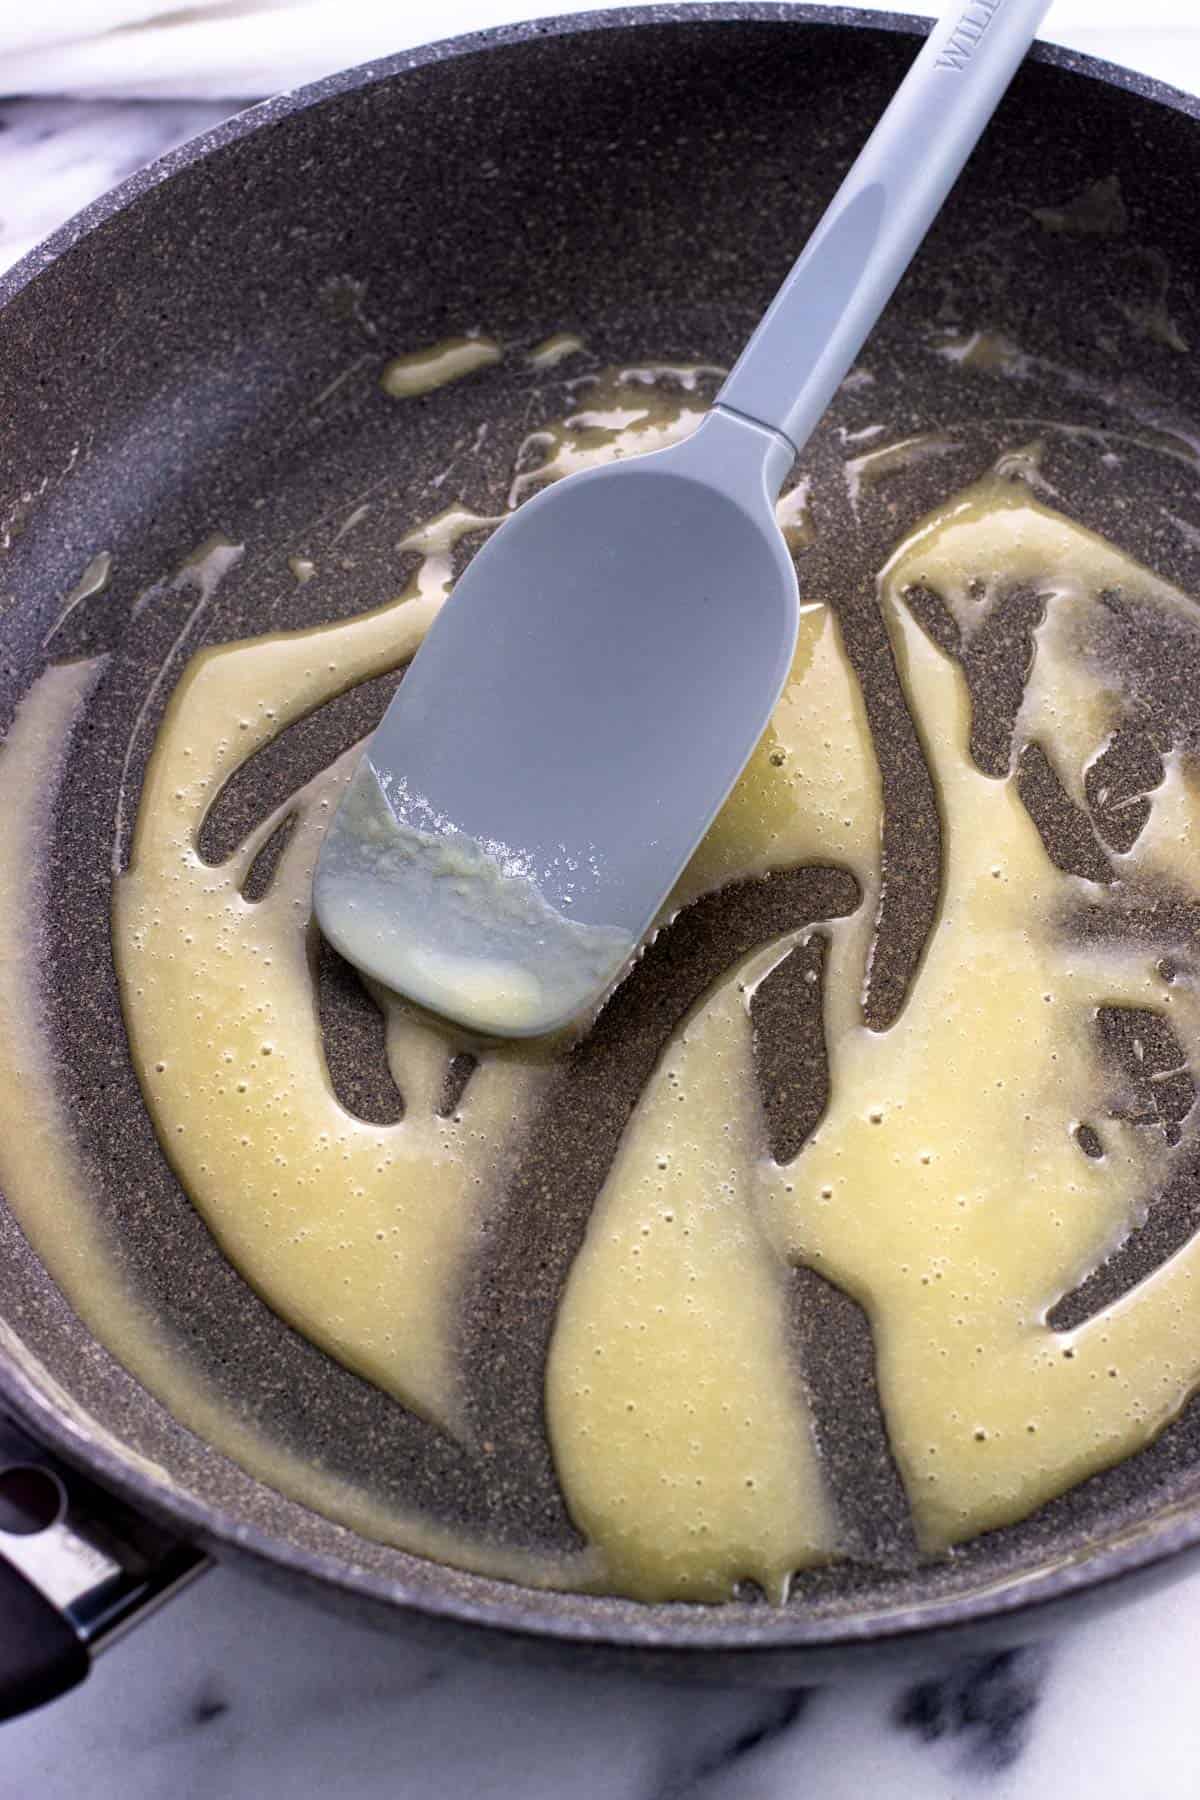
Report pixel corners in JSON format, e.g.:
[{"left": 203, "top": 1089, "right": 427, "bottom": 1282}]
[
  {"left": 6, "top": 1555, "right": 1200, "bottom": 1797},
  {"left": 0, "top": 0, "right": 1197, "bottom": 100},
  {"left": 3, "top": 6, "right": 1200, "bottom": 1795},
  {"left": 0, "top": 99, "right": 233, "bottom": 275}
]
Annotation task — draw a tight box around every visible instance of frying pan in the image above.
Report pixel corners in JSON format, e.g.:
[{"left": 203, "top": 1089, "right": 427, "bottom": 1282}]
[{"left": 4, "top": 1, "right": 1200, "bottom": 1714}]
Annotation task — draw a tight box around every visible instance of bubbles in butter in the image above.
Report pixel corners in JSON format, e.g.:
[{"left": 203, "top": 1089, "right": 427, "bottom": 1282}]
[
  {"left": 546, "top": 601, "right": 879, "bottom": 1601},
  {"left": 551, "top": 465, "right": 1200, "bottom": 1575}
]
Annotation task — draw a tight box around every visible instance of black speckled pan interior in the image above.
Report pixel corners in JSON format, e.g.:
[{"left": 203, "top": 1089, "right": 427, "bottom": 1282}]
[{"left": 4, "top": 5, "right": 1200, "bottom": 1681}]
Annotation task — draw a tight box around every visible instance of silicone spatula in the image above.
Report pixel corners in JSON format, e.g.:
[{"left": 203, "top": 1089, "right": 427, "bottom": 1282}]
[{"left": 315, "top": 0, "right": 1051, "bottom": 1037}]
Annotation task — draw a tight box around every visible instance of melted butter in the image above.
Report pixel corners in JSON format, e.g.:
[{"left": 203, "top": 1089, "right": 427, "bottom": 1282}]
[
  {"left": 103, "top": 362, "right": 881, "bottom": 1598},
  {"left": 0, "top": 662, "right": 111, "bottom": 1301},
  {"left": 381, "top": 335, "right": 502, "bottom": 399},
  {"left": 528, "top": 333, "right": 585, "bottom": 369},
  {"left": 991, "top": 440, "right": 1051, "bottom": 490},
  {"left": 547, "top": 602, "right": 881, "bottom": 1600},
  {"left": 546, "top": 940, "right": 836, "bottom": 1603},
  {"left": 12, "top": 346, "right": 1200, "bottom": 1604},
  {"left": 895, "top": 473, "right": 1189, "bottom": 815},
  {"left": 172, "top": 532, "right": 244, "bottom": 593},
  {"left": 762, "top": 572, "right": 1199, "bottom": 1550},
  {"left": 107, "top": 346, "right": 851, "bottom": 1466},
  {"left": 553, "top": 469, "right": 1200, "bottom": 1577},
  {"left": 0, "top": 663, "right": 595, "bottom": 1574},
  {"left": 507, "top": 364, "right": 721, "bottom": 506},
  {"left": 113, "top": 507, "right": 557, "bottom": 1435},
  {"left": 665, "top": 604, "right": 880, "bottom": 988},
  {"left": 0, "top": 656, "right": 226, "bottom": 1480},
  {"left": 0, "top": 662, "right": 597, "bottom": 1583},
  {"left": 789, "top": 502, "right": 1200, "bottom": 1546}
]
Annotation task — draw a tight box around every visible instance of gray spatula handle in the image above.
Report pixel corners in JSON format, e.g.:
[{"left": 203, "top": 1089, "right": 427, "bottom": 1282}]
[{"left": 717, "top": 0, "right": 1052, "bottom": 454}]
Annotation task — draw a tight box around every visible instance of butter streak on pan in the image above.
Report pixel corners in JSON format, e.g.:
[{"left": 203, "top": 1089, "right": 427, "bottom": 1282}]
[
  {"left": 550, "top": 466, "right": 1200, "bottom": 1581},
  {"left": 547, "top": 601, "right": 881, "bottom": 1602},
  {"left": 0, "top": 654, "right": 592, "bottom": 1582},
  {"left": 114, "top": 514, "right": 556, "bottom": 1439}
]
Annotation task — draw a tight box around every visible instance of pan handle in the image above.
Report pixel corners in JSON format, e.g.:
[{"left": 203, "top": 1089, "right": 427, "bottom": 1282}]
[
  {"left": 0, "top": 1413, "right": 208, "bottom": 1720},
  {"left": 0, "top": 1559, "right": 87, "bottom": 1719}
]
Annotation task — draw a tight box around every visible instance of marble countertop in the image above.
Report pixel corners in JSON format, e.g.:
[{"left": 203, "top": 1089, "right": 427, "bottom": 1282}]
[
  {"left": 6, "top": 1557, "right": 1200, "bottom": 1798},
  {"left": 3, "top": 7, "right": 1200, "bottom": 1796},
  {"left": 0, "top": 0, "right": 1198, "bottom": 100}
]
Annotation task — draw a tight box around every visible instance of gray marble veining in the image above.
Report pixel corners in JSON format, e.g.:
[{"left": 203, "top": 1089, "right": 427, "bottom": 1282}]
[
  {"left": 0, "top": 98, "right": 236, "bottom": 276},
  {"left": 5, "top": 1555, "right": 1200, "bottom": 1798}
]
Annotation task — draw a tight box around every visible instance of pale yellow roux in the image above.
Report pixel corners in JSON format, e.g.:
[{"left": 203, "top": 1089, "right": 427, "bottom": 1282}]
[
  {"left": 7, "top": 355, "right": 1200, "bottom": 1602},
  {"left": 0, "top": 662, "right": 601, "bottom": 1579},
  {"left": 897, "top": 477, "right": 1187, "bottom": 816},
  {"left": 0, "top": 367, "right": 789, "bottom": 1593},
  {"left": 547, "top": 602, "right": 882, "bottom": 1601},
  {"left": 380, "top": 335, "right": 502, "bottom": 400},
  {"left": 104, "top": 365, "right": 864, "bottom": 1595},
  {"left": 107, "top": 367, "right": 836, "bottom": 1460},
  {"left": 0, "top": 661, "right": 112, "bottom": 1304},
  {"left": 776, "top": 478, "right": 813, "bottom": 551},
  {"left": 527, "top": 334, "right": 585, "bottom": 369},
  {"left": 507, "top": 364, "right": 722, "bottom": 507},
  {"left": 113, "top": 508, "right": 552, "bottom": 1437},
  {"left": 552, "top": 470, "right": 1200, "bottom": 1584}
]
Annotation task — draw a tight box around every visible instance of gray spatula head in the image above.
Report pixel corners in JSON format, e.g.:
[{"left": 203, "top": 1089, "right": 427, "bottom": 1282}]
[
  {"left": 315, "top": 0, "right": 1050, "bottom": 1036},
  {"left": 313, "top": 408, "right": 797, "bottom": 1035}
]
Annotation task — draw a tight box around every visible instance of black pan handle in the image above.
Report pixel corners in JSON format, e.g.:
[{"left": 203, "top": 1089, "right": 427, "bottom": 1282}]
[
  {"left": 0, "top": 1413, "right": 208, "bottom": 1720},
  {"left": 0, "top": 1556, "right": 88, "bottom": 1719}
]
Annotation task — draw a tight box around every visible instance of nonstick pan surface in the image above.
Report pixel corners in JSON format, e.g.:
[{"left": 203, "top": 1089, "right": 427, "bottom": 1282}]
[{"left": 4, "top": 6, "right": 1200, "bottom": 1679}]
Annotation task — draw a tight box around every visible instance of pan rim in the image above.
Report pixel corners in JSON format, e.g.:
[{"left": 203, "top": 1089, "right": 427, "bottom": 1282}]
[
  {"left": 4, "top": 2, "right": 1200, "bottom": 1661},
  {"left": 2, "top": 2, "right": 1199, "bottom": 315},
  {"left": 5, "top": 1339, "right": 1200, "bottom": 1663}
]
